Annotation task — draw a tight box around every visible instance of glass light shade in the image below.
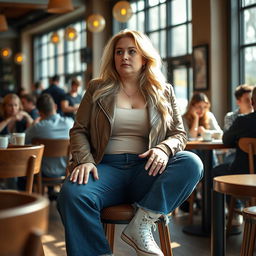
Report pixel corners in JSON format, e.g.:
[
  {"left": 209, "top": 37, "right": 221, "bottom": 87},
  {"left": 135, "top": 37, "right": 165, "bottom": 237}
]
[
  {"left": 0, "top": 14, "right": 8, "bottom": 32},
  {"left": 87, "top": 14, "right": 106, "bottom": 33},
  {"left": 113, "top": 1, "right": 133, "bottom": 23},
  {"left": 64, "top": 27, "right": 78, "bottom": 41},
  {"left": 14, "top": 53, "right": 25, "bottom": 65},
  {"left": 50, "top": 32, "right": 60, "bottom": 44},
  {"left": 0, "top": 48, "right": 12, "bottom": 59},
  {"left": 47, "top": 0, "right": 74, "bottom": 13}
]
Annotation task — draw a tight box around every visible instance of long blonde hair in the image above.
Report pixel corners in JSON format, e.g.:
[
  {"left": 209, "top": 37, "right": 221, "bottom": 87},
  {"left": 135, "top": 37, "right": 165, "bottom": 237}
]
[{"left": 92, "top": 29, "right": 172, "bottom": 124}]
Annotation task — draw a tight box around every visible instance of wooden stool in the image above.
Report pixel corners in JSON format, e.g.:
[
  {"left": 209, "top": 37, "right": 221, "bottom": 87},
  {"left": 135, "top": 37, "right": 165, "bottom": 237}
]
[
  {"left": 101, "top": 204, "right": 173, "bottom": 256},
  {"left": 240, "top": 206, "right": 256, "bottom": 256}
]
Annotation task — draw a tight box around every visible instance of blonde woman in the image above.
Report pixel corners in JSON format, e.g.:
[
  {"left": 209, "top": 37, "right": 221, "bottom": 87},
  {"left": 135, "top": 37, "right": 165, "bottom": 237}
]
[
  {"left": 0, "top": 93, "right": 33, "bottom": 135},
  {"left": 57, "top": 29, "right": 203, "bottom": 256}
]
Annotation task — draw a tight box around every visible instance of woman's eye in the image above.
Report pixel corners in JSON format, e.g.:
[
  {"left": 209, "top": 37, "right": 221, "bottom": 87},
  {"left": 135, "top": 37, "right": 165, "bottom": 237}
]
[
  {"left": 116, "top": 50, "right": 123, "bottom": 55},
  {"left": 129, "top": 49, "right": 136, "bottom": 55}
]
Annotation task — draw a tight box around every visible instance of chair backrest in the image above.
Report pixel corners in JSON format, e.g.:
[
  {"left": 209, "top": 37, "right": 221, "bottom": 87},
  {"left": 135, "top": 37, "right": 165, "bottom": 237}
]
[
  {"left": 32, "top": 138, "right": 70, "bottom": 158},
  {"left": 0, "top": 145, "right": 44, "bottom": 193},
  {"left": 238, "top": 137, "right": 256, "bottom": 174},
  {"left": 0, "top": 190, "right": 49, "bottom": 256}
]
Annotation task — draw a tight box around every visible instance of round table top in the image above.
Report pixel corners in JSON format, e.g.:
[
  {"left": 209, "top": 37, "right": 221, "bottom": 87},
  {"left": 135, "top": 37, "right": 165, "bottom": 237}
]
[
  {"left": 186, "top": 140, "right": 233, "bottom": 150},
  {"left": 213, "top": 174, "right": 256, "bottom": 197}
]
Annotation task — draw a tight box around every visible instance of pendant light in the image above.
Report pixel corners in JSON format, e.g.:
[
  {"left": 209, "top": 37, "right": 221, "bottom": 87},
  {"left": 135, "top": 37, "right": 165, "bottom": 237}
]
[
  {"left": 0, "top": 48, "right": 12, "bottom": 59},
  {"left": 0, "top": 14, "right": 8, "bottom": 32},
  {"left": 47, "top": 0, "right": 74, "bottom": 14},
  {"left": 64, "top": 27, "right": 78, "bottom": 41},
  {"left": 87, "top": 14, "right": 106, "bottom": 33},
  {"left": 113, "top": 1, "right": 133, "bottom": 23},
  {"left": 50, "top": 32, "right": 60, "bottom": 44},
  {"left": 14, "top": 53, "right": 25, "bottom": 65}
]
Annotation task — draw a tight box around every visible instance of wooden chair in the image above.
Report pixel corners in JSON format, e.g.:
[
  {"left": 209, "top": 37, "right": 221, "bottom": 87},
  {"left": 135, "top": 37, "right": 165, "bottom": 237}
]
[
  {"left": 0, "top": 145, "right": 44, "bottom": 194},
  {"left": 226, "top": 137, "right": 256, "bottom": 233},
  {"left": 101, "top": 204, "right": 173, "bottom": 256},
  {"left": 0, "top": 190, "right": 49, "bottom": 256},
  {"left": 32, "top": 138, "right": 70, "bottom": 195}
]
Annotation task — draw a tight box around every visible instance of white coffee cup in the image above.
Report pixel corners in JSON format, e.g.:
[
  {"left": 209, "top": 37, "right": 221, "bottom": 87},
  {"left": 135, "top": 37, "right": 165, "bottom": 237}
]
[
  {"left": 212, "top": 131, "right": 223, "bottom": 140},
  {"left": 11, "top": 133, "right": 26, "bottom": 145},
  {"left": 202, "top": 131, "right": 212, "bottom": 141},
  {"left": 0, "top": 136, "right": 8, "bottom": 148}
]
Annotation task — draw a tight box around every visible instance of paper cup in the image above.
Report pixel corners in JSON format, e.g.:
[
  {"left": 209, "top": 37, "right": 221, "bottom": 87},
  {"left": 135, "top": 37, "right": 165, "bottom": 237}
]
[{"left": 11, "top": 133, "right": 26, "bottom": 145}]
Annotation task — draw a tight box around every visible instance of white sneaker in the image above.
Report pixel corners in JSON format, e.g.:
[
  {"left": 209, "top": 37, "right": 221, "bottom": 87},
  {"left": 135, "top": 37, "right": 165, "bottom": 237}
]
[{"left": 121, "top": 208, "right": 164, "bottom": 256}]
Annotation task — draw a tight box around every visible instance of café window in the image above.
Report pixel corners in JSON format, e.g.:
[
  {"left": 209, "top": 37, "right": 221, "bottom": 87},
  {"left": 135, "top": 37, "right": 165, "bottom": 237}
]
[
  {"left": 34, "top": 20, "right": 86, "bottom": 90},
  {"left": 230, "top": 0, "right": 256, "bottom": 109},
  {"left": 240, "top": 0, "right": 256, "bottom": 85}
]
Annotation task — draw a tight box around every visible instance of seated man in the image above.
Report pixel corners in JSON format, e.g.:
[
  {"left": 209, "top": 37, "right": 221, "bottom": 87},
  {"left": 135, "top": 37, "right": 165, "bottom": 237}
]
[
  {"left": 224, "top": 84, "right": 253, "bottom": 131},
  {"left": 212, "top": 86, "right": 256, "bottom": 222},
  {"left": 25, "top": 94, "right": 74, "bottom": 198},
  {"left": 223, "top": 84, "right": 253, "bottom": 163},
  {"left": 20, "top": 93, "right": 40, "bottom": 120}
]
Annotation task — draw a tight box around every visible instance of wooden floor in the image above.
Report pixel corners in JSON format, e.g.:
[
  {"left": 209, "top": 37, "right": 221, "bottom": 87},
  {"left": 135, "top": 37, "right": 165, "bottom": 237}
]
[{"left": 42, "top": 201, "right": 244, "bottom": 256}]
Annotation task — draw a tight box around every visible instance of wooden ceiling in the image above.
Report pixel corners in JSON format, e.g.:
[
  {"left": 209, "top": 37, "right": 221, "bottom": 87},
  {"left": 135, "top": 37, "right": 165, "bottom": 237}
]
[{"left": 0, "top": 0, "right": 84, "bottom": 30}]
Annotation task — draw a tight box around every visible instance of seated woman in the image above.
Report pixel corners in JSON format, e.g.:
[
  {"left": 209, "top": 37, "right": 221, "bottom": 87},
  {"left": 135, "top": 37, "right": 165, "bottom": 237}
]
[
  {"left": 182, "top": 92, "right": 222, "bottom": 140},
  {"left": 0, "top": 93, "right": 33, "bottom": 135},
  {"left": 181, "top": 92, "right": 223, "bottom": 212},
  {"left": 57, "top": 29, "right": 203, "bottom": 256}
]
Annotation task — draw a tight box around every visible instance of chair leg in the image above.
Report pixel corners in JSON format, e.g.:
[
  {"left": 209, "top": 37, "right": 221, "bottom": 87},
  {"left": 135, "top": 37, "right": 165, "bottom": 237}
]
[
  {"left": 226, "top": 196, "right": 236, "bottom": 235},
  {"left": 158, "top": 219, "right": 173, "bottom": 256},
  {"left": 104, "top": 223, "right": 115, "bottom": 252},
  {"left": 188, "top": 192, "right": 195, "bottom": 224}
]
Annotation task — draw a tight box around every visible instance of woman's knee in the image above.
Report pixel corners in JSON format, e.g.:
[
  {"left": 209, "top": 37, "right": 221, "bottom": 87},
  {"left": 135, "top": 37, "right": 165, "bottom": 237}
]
[{"left": 174, "top": 151, "right": 204, "bottom": 180}]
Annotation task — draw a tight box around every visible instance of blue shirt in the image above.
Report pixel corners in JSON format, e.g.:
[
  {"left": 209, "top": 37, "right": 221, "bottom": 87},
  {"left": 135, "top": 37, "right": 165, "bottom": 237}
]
[{"left": 25, "top": 114, "right": 74, "bottom": 177}]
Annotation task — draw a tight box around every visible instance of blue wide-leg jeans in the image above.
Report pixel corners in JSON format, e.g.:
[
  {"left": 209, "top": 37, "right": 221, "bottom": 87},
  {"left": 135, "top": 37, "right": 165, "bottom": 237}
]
[{"left": 57, "top": 151, "right": 203, "bottom": 256}]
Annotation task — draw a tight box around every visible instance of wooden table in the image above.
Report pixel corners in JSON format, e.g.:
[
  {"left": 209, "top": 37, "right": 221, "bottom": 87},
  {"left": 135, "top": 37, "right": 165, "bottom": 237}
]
[
  {"left": 183, "top": 140, "right": 233, "bottom": 236},
  {"left": 212, "top": 174, "right": 256, "bottom": 256}
]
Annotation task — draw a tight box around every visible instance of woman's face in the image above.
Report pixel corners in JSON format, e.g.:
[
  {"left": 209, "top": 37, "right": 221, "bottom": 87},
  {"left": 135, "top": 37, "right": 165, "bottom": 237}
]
[
  {"left": 114, "top": 36, "right": 145, "bottom": 79},
  {"left": 4, "top": 98, "right": 20, "bottom": 117},
  {"left": 193, "top": 101, "right": 208, "bottom": 117}
]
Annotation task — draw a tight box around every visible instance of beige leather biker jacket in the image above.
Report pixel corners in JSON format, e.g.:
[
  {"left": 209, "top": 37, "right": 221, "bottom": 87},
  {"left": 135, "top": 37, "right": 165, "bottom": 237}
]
[{"left": 69, "top": 80, "right": 187, "bottom": 171}]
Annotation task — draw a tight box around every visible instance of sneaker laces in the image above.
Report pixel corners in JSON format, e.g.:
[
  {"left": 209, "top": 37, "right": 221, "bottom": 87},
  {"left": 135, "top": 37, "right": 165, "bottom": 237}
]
[{"left": 138, "top": 214, "right": 158, "bottom": 249}]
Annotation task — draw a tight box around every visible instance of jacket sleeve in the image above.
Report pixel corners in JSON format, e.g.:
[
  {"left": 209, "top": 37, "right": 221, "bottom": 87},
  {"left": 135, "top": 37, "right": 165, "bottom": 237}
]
[
  {"left": 68, "top": 85, "right": 96, "bottom": 172},
  {"left": 155, "top": 85, "right": 187, "bottom": 156},
  {"left": 222, "top": 116, "right": 244, "bottom": 147}
]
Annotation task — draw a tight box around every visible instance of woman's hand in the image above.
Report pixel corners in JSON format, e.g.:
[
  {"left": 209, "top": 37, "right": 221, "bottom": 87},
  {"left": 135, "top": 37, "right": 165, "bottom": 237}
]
[
  {"left": 198, "top": 126, "right": 206, "bottom": 135},
  {"left": 190, "top": 106, "right": 199, "bottom": 119},
  {"left": 70, "top": 163, "right": 99, "bottom": 184},
  {"left": 139, "top": 148, "right": 169, "bottom": 176}
]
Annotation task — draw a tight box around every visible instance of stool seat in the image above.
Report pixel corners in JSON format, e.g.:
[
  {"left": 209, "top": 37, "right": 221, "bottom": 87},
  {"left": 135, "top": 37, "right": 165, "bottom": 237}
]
[
  {"left": 101, "top": 204, "right": 135, "bottom": 223},
  {"left": 241, "top": 206, "right": 256, "bottom": 256}
]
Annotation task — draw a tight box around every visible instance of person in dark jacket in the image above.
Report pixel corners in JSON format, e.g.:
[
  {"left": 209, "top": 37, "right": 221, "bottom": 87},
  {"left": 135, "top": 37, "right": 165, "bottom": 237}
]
[
  {"left": 42, "top": 75, "right": 66, "bottom": 115},
  {"left": 213, "top": 85, "right": 256, "bottom": 176}
]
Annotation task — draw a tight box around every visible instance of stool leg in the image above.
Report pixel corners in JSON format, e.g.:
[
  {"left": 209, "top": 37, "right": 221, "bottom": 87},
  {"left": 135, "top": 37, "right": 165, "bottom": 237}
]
[
  {"left": 248, "top": 223, "right": 256, "bottom": 256},
  {"left": 157, "top": 220, "right": 173, "bottom": 256},
  {"left": 240, "top": 221, "right": 250, "bottom": 256},
  {"left": 104, "top": 223, "right": 115, "bottom": 252},
  {"left": 240, "top": 221, "right": 256, "bottom": 256}
]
